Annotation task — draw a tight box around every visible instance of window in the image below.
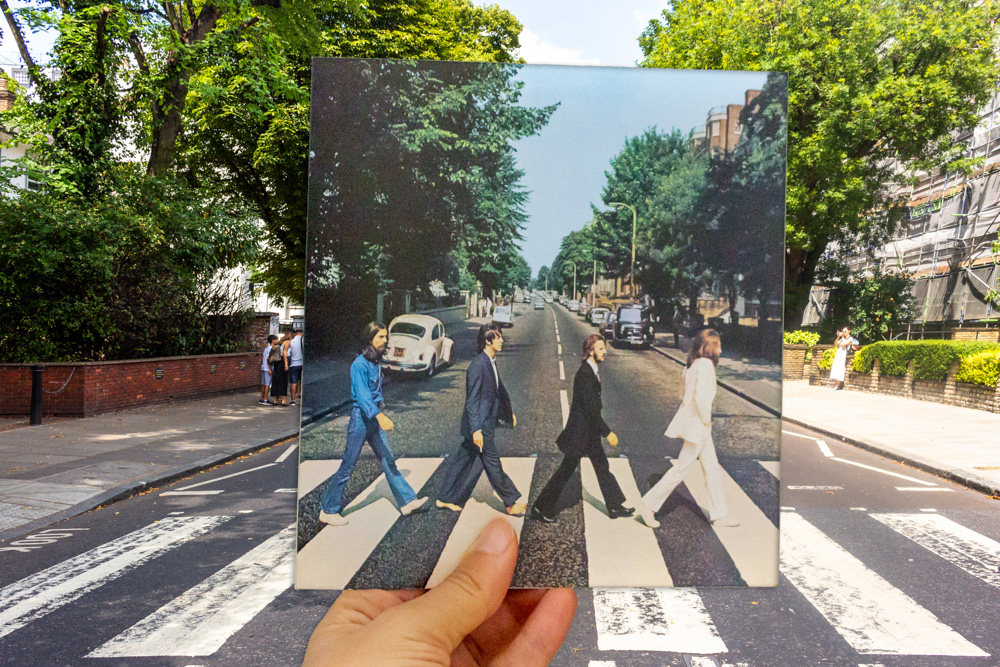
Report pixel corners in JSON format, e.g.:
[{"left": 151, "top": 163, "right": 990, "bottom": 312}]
[
  {"left": 712, "top": 122, "right": 720, "bottom": 137},
  {"left": 431, "top": 325, "right": 440, "bottom": 340}
]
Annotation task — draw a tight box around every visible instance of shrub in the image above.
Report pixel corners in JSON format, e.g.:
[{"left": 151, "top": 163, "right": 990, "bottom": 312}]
[
  {"left": 957, "top": 350, "right": 1000, "bottom": 387},
  {"left": 849, "top": 340, "right": 1000, "bottom": 379},
  {"left": 783, "top": 330, "right": 821, "bottom": 347},
  {"left": 817, "top": 348, "right": 836, "bottom": 370}
]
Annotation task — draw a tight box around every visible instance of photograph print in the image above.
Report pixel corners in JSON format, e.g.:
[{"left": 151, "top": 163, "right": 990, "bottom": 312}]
[{"left": 296, "top": 58, "right": 787, "bottom": 590}]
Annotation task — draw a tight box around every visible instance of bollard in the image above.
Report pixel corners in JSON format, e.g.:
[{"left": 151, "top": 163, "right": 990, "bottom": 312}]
[{"left": 30, "top": 365, "right": 45, "bottom": 425}]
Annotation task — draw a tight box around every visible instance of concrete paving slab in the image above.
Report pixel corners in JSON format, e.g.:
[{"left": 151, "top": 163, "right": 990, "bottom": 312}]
[
  {"left": 2, "top": 481, "right": 104, "bottom": 505},
  {"left": 0, "top": 503, "right": 54, "bottom": 531}
]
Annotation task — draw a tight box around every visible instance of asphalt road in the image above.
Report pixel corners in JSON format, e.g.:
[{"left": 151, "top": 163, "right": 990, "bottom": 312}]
[{"left": 0, "top": 303, "right": 997, "bottom": 666}]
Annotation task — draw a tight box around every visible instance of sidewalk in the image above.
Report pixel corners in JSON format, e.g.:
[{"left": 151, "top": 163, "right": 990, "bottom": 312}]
[{"left": 0, "top": 390, "right": 300, "bottom": 541}]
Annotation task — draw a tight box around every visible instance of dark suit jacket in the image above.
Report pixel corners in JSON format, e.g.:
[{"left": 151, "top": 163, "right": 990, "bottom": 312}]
[
  {"left": 460, "top": 352, "right": 514, "bottom": 437},
  {"left": 556, "top": 361, "right": 611, "bottom": 456}
]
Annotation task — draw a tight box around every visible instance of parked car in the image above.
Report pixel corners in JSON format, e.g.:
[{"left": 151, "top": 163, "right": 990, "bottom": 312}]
[
  {"left": 568, "top": 299, "right": 580, "bottom": 312},
  {"left": 534, "top": 298, "right": 545, "bottom": 310},
  {"left": 578, "top": 301, "right": 592, "bottom": 317},
  {"left": 383, "top": 314, "right": 454, "bottom": 378},
  {"left": 613, "top": 305, "right": 655, "bottom": 348},
  {"left": 545, "top": 295, "right": 554, "bottom": 303},
  {"left": 492, "top": 304, "right": 514, "bottom": 327},
  {"left": 601, "top": 312, "right": 616, "bottom": 340},
  {"left": 522, "top": 294, "right": 531, "bottom": 303},
  {"left": 589, "top": 307, "right": 609, "bottom": 327}
]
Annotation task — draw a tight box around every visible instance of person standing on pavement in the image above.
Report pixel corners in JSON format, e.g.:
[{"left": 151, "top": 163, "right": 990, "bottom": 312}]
[
  {"left": 830, "top": 326, "right": 859, "bottom": 390},
  {"left": 319, "top": 322, "right": 428, "bottom": 526},
  {"left": 531, "top": 335, "right": 633, "bottom": 522},
  {"left": 270, "top": 332, "right": 292, "bottom": 406},
  {"left": 635, "top": 329, "right": 739, "bottom": 529},
  {"left": 288, "top": 329, "right": 305, "bottom": 406},
  {"left": 436, "top": 325, "right": 527, "bottom": 517},
  {"left": 259, "top": 334, "right": 278, "bottom": 405}
]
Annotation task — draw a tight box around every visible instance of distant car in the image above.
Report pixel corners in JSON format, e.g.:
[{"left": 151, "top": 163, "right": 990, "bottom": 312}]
[
  {"left": 383, "top": 314, "right": 454, "bottom": 378},
  {"left": 568, "top": 300, "right": 580, "bottom": 312},
  {"left": 600, "top": 313, "right": 616, "bottom": 340},
  {"left": 492, "top": 305, "right": 514, "bottom": 327},
  {"left": 589, "top": 307, "right": 609, "bottom": 327},
  {"left": 523, "top": 294, "right": 531, "bottom": 303},
  {"left": 613, "top": 305, "right": 655, "bottom": 348},
  {"left": 578, "top": 301, "right": 591, "bottom": 316},
  {"left": 534, "top": 298, "right": 545, "bottom": 310},
  {"left": 545, "top": 295, "right": 553, "bottom": 303}
]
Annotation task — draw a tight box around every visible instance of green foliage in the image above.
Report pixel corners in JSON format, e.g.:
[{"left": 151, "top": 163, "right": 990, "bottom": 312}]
[
  {"left": 957, "top": 350, "right": 1000, "bottom": 387},
  {"left": 784, "top": 330, "right": 820, "bottom": 346},
  {"left": 843, "top": 266, "right": 918, "bottom": 342},
  {"left": 850, "top": 340, "right": 1000, "bottom": 379},
  {"left": 639, "top": 0, "right": 1000, "bottom": 325},
  {"left": 817, "top": 347, "right": 836, "bottom": 370}
]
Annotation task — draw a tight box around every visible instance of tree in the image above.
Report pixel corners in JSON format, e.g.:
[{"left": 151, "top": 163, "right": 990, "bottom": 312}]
[
  {"left": 498, "top": 253, "right": 532, "bottom": 294},
  {"left": 640, "top": 0, "right": 1000, "bottom": 326},
  {"left": 844, "top": 266, "right": 918, "bottom": 342}
]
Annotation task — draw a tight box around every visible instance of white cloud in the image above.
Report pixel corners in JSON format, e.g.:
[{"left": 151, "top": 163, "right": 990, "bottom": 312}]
[{"left": 517, "top": 29, "right": 603, "bottom": 66}]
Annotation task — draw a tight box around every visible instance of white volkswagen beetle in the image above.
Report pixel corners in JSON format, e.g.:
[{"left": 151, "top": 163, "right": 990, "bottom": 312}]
[{"left": 383, "top": 314, "right": 454, "bottom": 378}]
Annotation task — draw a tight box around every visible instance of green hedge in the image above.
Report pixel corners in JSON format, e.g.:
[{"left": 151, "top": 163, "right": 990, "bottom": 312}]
[
  {"left": 850, "top": 340, "right": 1000, "bottom": 381},
  {"left": 783, "top": 330, "right": 821, "bottom": 347},
  {"left": 957, "top": 350, "right": 1000, "bottom": 387},
  {"left": 817, "top": 348, "right": 836, "bottom": 370}
]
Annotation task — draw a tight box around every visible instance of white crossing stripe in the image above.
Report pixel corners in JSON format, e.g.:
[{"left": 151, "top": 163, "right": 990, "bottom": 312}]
[
  {"left": 816, "top": 440, "right": 833, "bottom": 457},
  {"left": 581, "top": 458, "right": 672, "bottom": 587},
  {"left": 681, "top": 458, "right": 779, "bottom": 586},
  {"left": 426, "top": 457, "right": 536, "bottom": 588},
  {"left": 560, "top": 390, "right": 570, "bottom": 428},
  {"left": 895, "top": 487, "right": 954, "bottom": 492},
  {"left": 832, "top": 457, "right": 936, "bottom": 486},
  {"left": 273, "top": 488, "right": 297, "bottom": 493},
  {"left": 295, "top": 458, "right": 440, "bottom": 589},
  {"left": 0, "top": 516, "right": 230, "bottom": 639},
  {"left": 757, "top": 460, "right": 779, "bottom": 479},
  {"left": 787, "top": 486, "right": 842, "bottom": 491},
  {"left": 275, "top": 443, "right": 298, "bottom": 463},
  {"left": 869, "top": 513, "right": 1000, "bottom": 590},
  {"left": 296, "top": 460, "right": 343, "bottom": 499},
  {"left": 88, "top": 525, "right": 295, "bottom": 657},
  {"left": 780, "top": 511, "right": 988, "bottom": 656},
  {"left": 588, "top": 661, "right": 616, "bottom": 667},
  {"left": 593, "top": 588, "right": 727, "bottom": 653}
]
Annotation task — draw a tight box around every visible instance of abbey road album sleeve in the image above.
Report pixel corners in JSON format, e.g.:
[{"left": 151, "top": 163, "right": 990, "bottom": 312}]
[{"left": 296, "top": 58, "right": 786, "bottom": 590}]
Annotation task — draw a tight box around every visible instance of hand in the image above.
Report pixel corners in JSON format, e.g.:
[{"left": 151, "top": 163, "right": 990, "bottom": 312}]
[
  {"left": 511, "top": 414, "right": 517, "bottom": 428},
  {"left": 376, "top": 413, "right": 394, "bottom": 432},
  {"left": 303, "top": 519, "right": 577, "bottom": 667},
  {"left": 606, "top": 432, "right": 619, "bottom": 447},
  {"left": 473, "top": 430, "right": 484, "bottom": 449}
]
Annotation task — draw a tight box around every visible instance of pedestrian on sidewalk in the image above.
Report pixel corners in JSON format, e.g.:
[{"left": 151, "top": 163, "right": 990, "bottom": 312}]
[
  {"left": 531, "top": 335, "right": 633, "bottom": 523},
  {"left": 635, "top": 328, "right": 739, "bottom": 529},
  {"left": 319, "top": 322, "right": 428, "bottom": 526},
  {"left": 288, "top": 329, "right": 304, "bottom": 406},
  {"left": 259, "top": 334, "right": 278, "bottom": 405},
  {"left": 271, "top": 332, "right": 292, "bottom": 406},
  {"left": 830, "top": 326, "right": 859, "bottom": 390}
]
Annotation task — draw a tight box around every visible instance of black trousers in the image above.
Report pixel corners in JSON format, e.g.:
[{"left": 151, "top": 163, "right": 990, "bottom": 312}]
[
  {"left": 534, "top": 449, "right": 625, "bottom": 516},
  {"left": 438, "top": 432, "right": 520, "bottom": 507}
]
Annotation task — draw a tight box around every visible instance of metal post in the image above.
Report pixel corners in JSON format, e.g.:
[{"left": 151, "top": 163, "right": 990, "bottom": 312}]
[{"left": 30, "top": 365, "right": 44, "bottom": 425}]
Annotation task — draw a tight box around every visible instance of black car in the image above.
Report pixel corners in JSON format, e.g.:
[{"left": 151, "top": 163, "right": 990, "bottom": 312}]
[{"left": 613, "top": 305, "right": 655, "bottom": 348}]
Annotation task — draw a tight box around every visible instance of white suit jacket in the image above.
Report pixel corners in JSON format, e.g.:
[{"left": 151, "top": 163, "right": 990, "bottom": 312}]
[{"left": 665, "top": 357, "right": 717, "bottom": 443}]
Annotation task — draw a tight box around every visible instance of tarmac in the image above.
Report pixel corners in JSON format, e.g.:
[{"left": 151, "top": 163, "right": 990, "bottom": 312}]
[{"left": 1, "top": 317, "right": 997, "bottom": 543}]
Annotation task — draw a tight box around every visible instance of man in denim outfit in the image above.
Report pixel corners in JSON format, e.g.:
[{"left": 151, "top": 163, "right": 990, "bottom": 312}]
[{"left": 319, "top": 322, "right": 428, "bottom": 526}]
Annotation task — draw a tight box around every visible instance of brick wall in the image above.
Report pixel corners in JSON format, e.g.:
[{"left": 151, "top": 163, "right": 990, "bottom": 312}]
[
  {"left": 0, "top": 352, "right": 259, "bottom": 417},
  {"left": 782, "top": 344, "right": 810, "bottom": 380}
]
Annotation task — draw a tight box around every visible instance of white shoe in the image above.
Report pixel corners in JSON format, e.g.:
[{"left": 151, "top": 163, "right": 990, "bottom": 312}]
[
  {"left": 639, "top": 512, "right": 660, "bottom": 528},
  {"left": 712, "top": 516, "right": 740, "bottom": 527},
  {"left": 318, "top": 510, "right": 348, "bottom": 526},
  {"left": 400, "top": 496, "right": 429, "bottom": 516}
]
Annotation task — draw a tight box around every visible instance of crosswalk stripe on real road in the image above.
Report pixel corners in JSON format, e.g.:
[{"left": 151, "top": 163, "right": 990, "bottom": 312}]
[
  {"left": 0, "top": 516, "right": 230, "bottom": 639},
  {"left": 593, "top": 587, "right": 727, "bottom": 653},
  {"left": 295, "top": 458, "right": 441, "bottom": 590},
  {"left": 88, "top": 524, "right": 296, "bottom": 657}
]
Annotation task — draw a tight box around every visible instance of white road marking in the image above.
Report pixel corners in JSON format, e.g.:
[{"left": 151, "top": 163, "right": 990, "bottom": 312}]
[
  {"left": 175, "top": 464, "right": 276, "bottom": 491},
  {"left": 556, "top": 334, "right": 561, "bottom": 343},
  {"left": 559, "top": 360, "right": 565, "bottom": 381},
  {"left": 273, "top": 488, "right": 297, "bottom": 493},
  {"left": 831, "top": 457, "right": 936, "bottom": 486},
  {"left": 593, "top": 588, "right": 727, "bottom": 653},
  {"left": 295, "top": 458, "right": 441, "bottom": 589},
  {"left": 589, "top": 661, "right": 616, "bottom": 667},
  {"left": 817, "top": 440, "right": 834, "bottom": 457},
  {"left": 427, "top": 457, "right": 536, "bottom": 588},
  {"left": 869, "top": 513, "right": 1000, "bottom": 590},
  {"left": 160, "top": 491, "right": 225, "bottom": 496},
  {"left": 296, "top": 460, "right": 342, "bottom": 498},
  {"left": 275, "top": 443, "right": 298, "bottom": 463},
  {"left": 558, "top": 344, "right": 562, "bottom": 356},
  {"left": 781, "top": 429, "right": 820, "bottom": 441},
  {"left": 681, "top": 458, "right": 779, "bottom": 586},
  {"left": 780, "top": 511, "right": 988, "bottom": 656},
  {"left": 560, "top": 390, "right": 570, "bottom": 428},
  {"left": 895, "top": 487, "right": 954, "bottom": 492},
  {"left": 0, "top": 517, "right": 229, "bottom": 639},
  {"left": 237, "top": 510, "right": 253, "bottom": 514},
  {"left": 781, "top": 506, "right": 796, "bottom": 511},
  {"left": 168, "top": 512, "right": 184, "bottom": 515},
  {"left": 850, "top": 508, "right": 867, "bottom": 511},
  {"left": 919, "top": 509, "right": 938, "bottom": 512},
  {"left": 88, "top": 525, "right": 295, "bottom": 657},
  {"left": 757, "top": 460, "right": 779, "bottom": 479},
  {"left": 581, "top": 458, "right": 672, "bottom": 588},
  {"left": 787, "top": 486, "right": 843, "bottom": 491}
]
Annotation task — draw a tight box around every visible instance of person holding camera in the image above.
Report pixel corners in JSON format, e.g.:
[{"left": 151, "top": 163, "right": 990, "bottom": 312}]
[{"left": 830, "top": 326, "right": 859, "bottom": 390}]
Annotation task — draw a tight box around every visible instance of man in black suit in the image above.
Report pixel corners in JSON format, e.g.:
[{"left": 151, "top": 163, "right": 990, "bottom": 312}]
[
  {"left": 436, "top": 325, "right": 527, "bottom": 516},
  {"left": 531, "top": 334, "right": 633, "bottom": 522}
]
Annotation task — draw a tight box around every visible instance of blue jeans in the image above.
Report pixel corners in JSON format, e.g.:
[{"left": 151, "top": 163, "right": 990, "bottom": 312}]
[{"left": 320, "top": 408, "right": 417, "bottom": 514}]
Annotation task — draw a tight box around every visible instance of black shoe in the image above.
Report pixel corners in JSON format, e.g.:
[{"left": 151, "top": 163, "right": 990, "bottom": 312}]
[
  {"left": 607, "top": 505, "right": 635, "bottom": 519},
  {"left": 530, "top": 505, "right": 555, "bottom": 523}
]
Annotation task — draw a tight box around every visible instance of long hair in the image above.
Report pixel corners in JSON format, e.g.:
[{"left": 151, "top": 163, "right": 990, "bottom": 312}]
[
  {"left": 477, "top": 323, "right": 503, "bottom": 354},
  {"left": 687, "top": 328, "right": 721, "bottom": 367},
  {"left": 360, "top": 321, "right": 387, "bottom": 362},
  {"left": 582, "top": 334, "right": 604, "bottom": 360}
]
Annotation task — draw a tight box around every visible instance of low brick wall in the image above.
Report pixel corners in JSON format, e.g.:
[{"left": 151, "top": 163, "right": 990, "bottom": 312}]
[
  {"left": 782, "top": 344, "right": 811, "bottom": 380},
  {"left": 0, "top": 352, "right": 260, "bottom": 417}
]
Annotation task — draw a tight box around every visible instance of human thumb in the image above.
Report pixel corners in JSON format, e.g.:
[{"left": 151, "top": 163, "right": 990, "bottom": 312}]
[{"left": 400, "top": 518, "right": 518, "bottom": 652}]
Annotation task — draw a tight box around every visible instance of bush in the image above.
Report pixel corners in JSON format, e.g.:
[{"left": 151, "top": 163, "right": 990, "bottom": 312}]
[
  {"left": 783, "top": 330, "right": 821, "bottom": 347},
  {"left": 817, "top": 347, "right": 836, "bottom": 370},
  {"left": 850, "top": 340, "right": 1000, "bottom": 379},
  {"left": 957, "top": 350, "right": 1000, "bottom": 387}
]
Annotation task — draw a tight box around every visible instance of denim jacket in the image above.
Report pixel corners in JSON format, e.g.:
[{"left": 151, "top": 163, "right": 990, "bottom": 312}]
[{"left": 351, "top": 354, "right": 384, "bottom": 419}]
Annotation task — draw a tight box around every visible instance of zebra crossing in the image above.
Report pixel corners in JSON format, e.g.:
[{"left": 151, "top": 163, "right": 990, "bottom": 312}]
[{"left": 1, "top": 460, "right": 997, "bottom": 663}]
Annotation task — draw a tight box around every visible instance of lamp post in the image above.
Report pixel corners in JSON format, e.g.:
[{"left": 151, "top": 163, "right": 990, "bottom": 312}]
[
  {"left": 567, "top": 262, "right": 577, "bottom": 301},
  {"left": 609, "top": 202, "right": 637, "bottom": 297}
]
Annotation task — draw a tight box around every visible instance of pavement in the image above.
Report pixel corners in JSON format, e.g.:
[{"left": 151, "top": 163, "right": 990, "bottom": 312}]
[{"left": 1, "top": 312, "right": 996, "bottom": 544}]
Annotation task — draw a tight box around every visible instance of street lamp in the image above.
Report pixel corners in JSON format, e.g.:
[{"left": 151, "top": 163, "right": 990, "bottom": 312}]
[
  {"left": 567, "top": 261, "right": 577, "bottom": 301},
  {"left": 609, "top": 202, "right": 637, "bottom": 297}
]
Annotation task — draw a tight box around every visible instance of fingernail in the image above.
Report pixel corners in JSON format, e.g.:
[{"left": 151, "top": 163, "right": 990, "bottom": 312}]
[{"left": 471, "top": 519, "right": 514, "bottom": 556}]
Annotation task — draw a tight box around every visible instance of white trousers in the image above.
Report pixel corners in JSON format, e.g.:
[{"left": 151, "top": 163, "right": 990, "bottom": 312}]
[{"left": 641, "top": 435, "right": 729, "bottom": 521}]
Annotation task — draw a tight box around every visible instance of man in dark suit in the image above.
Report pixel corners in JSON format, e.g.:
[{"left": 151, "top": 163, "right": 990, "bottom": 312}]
[
  {"left": 531, "top": 334, "right": 633, "bottom": 522},
  {"left": 436, "top": 325, "right": 527, "bottom": 516}
]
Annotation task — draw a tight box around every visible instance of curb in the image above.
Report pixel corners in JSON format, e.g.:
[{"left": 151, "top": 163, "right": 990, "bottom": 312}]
[
  {"left": 782, "top": 415, "right": 1000, "bottom": 498},
  {"left": 648, "top": 344, "right": 782, "bottom": 418}
]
